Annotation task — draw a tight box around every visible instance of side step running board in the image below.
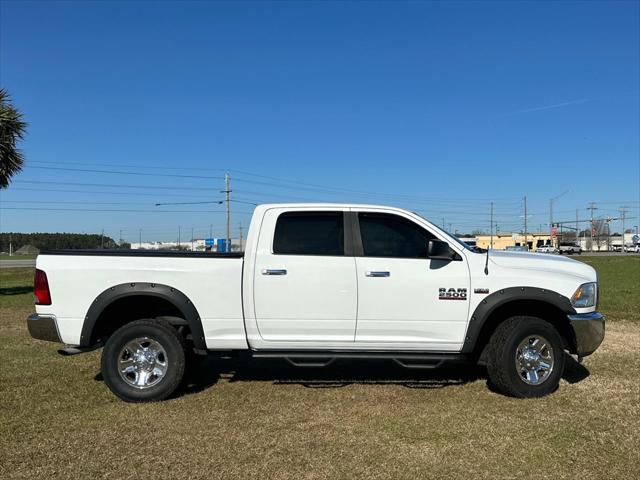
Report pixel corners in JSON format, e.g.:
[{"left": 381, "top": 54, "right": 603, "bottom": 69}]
[
  {"left": 250, "top": 351, "right": 467, "bottom": 369},
  {"left": 58, "top": 342, "right": 103, "bottom": 356}
]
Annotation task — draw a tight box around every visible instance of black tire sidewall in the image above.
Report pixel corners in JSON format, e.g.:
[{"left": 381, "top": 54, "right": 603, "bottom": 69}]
[
  {"left": 101, "top": 320, "right": 186, "bottom": 402},
  {"left": 491, "top": 317, "right": 565, "bottom": 398}
]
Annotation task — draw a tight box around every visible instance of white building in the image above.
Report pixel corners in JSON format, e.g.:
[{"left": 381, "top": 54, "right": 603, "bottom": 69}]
[{"left": 130, "top": 238, "right": 242, "bottom": 252}]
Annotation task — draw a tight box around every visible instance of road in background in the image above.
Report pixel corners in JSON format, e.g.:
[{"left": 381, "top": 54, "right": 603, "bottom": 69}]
[{"left": 0, "top": 259, "right": 36, "bottom": 268}]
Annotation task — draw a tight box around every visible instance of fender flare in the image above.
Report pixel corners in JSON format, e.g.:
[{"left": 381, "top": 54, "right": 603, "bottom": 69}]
[
  {"left": 461, "top": 286, "right": 576, "bottom": 354},
  {"left": 80, "top": 282, "right": 206, "bottom": 350}
]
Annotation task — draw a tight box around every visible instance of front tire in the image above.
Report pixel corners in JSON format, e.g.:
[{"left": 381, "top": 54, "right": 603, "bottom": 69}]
[
  {"left": 486, "top": 316, "right": 565, "bottom": 398},
  {"left": 101, "top": 319, "right": 187, "bottom": 402}
]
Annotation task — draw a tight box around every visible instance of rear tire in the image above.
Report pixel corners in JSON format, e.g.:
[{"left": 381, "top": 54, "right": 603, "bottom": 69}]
[
  {"left": 101, "top": 319, "right": 187, "bottom": 402},
  {"left": 486, "top": 316, "right": 565, "bottom": 398}
]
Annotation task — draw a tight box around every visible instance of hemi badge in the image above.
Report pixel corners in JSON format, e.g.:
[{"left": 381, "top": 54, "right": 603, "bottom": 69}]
[{"left": 474, "top": 288, "right": 490, "bottom": 294}]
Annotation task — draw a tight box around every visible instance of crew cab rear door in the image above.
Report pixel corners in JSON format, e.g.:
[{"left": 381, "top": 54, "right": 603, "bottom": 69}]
[
  {"left": 251, "top": 207, "right": 357, "bottom": 343},
  {"left": 352, "top": 209, "right": 470, "bottom": 350}
]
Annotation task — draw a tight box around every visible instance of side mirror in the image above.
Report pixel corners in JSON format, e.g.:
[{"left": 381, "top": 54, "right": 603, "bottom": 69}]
[{"left": 427, "top": 239, "right": 456, "bottom": 260}]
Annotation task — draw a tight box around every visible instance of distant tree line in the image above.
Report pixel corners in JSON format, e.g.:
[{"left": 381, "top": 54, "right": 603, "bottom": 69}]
[{"left": 0, "top": 232, "right": 130, "bottom": 252}]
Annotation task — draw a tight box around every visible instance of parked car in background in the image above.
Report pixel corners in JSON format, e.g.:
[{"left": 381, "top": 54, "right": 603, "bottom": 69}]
[
  {"left": 536, "top": 245, "right": 557, "bottom": 254},
  {"left": 624, "top": 244, "right": 640, "bottom": 253},
  {"left": 558, "top": 243, "right": 582, "bottom": 255}
]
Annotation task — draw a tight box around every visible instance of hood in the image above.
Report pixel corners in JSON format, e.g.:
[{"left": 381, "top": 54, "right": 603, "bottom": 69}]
[{"left": 488, "top": 250, "right": 597, "bottom": 283}]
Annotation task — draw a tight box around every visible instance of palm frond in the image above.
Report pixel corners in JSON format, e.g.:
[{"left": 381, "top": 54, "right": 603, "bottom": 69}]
[{"left": 0, "top": 88, "right": 28, "bottom": 189}]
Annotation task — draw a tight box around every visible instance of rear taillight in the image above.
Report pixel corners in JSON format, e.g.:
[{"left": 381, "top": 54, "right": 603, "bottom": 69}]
[{"left": 34, "top": 269, "right": 51, "bottom": 305}]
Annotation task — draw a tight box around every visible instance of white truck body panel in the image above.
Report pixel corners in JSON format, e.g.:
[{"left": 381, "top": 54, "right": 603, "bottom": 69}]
[
  {"left": 36, "top": 255, "right": 247, "bottom": 349},
  {"left": 465, "top": 251, "right": 597, "bottom": 318},
  {"left": 36, "top": 203, "right": 598, "bottom": 352}
]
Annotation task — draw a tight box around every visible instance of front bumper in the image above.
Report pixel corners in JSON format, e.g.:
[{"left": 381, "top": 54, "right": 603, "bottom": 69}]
[
  {"left": 27, "top": 314, "right": 62, "bottom": 343},
  {"left": 568, "top": 312, "right": 605, "bottom": 358}
]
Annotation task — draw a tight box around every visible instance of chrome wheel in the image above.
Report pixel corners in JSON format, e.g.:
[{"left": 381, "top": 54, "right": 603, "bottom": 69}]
[
  {"left": 515, "top": 335, "right": 554, "bottom": 385},
  {"left": 118, "top": 337, "right": 168, "bottom": 389}
]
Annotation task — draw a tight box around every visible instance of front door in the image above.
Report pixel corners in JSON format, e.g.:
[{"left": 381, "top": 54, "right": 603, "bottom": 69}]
[{"left": 353, "top": 210, "right": 470, "bottom": 350}]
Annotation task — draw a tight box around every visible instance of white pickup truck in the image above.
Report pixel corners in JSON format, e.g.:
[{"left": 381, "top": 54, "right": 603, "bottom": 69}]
[{"left": 28, "top": 204, "right": 604, "bottom": 401}]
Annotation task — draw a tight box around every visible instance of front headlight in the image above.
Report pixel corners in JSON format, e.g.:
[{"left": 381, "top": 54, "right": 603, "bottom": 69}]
[{"left": 571, "top": 282, "right": 597, "bottom": 308}]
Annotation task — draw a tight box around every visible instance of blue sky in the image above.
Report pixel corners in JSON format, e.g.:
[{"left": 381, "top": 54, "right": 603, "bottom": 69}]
[{"left": 1, "top": 0, "right": 638, "bottom": 242}]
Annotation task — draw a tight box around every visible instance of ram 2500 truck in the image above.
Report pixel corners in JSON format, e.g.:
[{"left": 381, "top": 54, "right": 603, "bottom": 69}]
[{"left": 27, "top": 204, "right": 605, "bottom": 402}]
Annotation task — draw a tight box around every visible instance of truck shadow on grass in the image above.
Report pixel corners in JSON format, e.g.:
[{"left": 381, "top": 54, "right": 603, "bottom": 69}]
[
  {"left": 178, "top": 352, "right": 590, "bottom": 396},
  {"left": 0, "top": 286, "right": 33, "bottom": 296}
]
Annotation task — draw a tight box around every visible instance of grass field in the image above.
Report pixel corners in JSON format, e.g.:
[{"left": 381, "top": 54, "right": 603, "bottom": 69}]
[
  {"left": 1, "top": 257, "right": 638, "bottom": 479},
  {"left": 0, "top": 254, "right": 38, "bottom": 260}
]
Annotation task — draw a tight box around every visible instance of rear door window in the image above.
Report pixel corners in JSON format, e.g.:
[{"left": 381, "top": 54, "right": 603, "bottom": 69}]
[{"left": 273, "top": 211, "right": 345, "bottom": 256}]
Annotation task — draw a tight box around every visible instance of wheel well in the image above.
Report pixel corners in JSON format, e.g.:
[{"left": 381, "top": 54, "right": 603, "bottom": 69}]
[
  {"left": 473, "top": 299, "right": 575, "bottom": 361},
  {"left": 90, "top": 295, "right": 190, "bottom": 345}
]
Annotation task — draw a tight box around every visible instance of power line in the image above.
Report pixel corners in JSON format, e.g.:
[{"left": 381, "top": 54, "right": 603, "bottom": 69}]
[
  {"left": 30, "top": 165, "right": 225, "bottom": 180},
  {"left": 14, "top": 180, "right": 214, "bottom": 191},
  {"left": 9, "top": 183, "right": 519, "bottom": 211},
  {"left": 231, "top": 188, "right": 522, "bottom": 208},
  {"left": 28, "top": 160, "right": 524, "bottom": 202},
  {"left": 3, "top": 200, "right": 161, "bottom": 206},
  {"left": 7, "top": 187, "right": 210, "bottom": 198},
  {"left": 25, "top": 165, "right": 523, "bottom": 204},
  {"left": 156, "top": 200, "right": 223, "bottom": 206},
  {"left": 2, "top": 207, "right": 253, "bottom": 214},
  {"left": 154, "top": 199, "right": 257, "bottom": 207}
]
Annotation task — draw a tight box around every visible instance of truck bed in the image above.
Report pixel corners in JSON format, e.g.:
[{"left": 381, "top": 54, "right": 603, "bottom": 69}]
[
  {"left": 35, "top": 250, "right": 246, "bottom": 349},
  {"left": 40, "top": 249, "right": 244, "bottom": 258}
]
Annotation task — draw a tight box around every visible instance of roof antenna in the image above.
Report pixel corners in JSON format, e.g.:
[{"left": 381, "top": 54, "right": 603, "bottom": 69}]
[{"left": 484, "top": 247, "right": 490, "bottom": 275}]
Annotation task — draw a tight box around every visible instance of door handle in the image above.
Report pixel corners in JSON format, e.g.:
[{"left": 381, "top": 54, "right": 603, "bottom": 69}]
[
  {"left": 365, "top": 271, "right": 390, "bottom": 277},
  {"left": 262, "top": 269, "right": 287, "bottom": 275}
]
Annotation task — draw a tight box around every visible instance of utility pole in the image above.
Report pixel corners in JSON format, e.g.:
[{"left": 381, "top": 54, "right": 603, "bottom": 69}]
[
  {"left": 222, "top": 173, "right": 231, "bottom": 252},
  {"left": 442, "top": 218, "right": 446, "bottom": 230},
  {"left": 587, "top": 202, "right": 598, "bottom": 251},
  {"left": 549, "top": 198, "right": 553, "bottom": 245},
  {"left": 490, "top": 202, "right": 494, "bottom": 250},
  {"left": 549, "top": 190, "right": 569, "bottom": 249},
  {"left": 119, "top": 229, "right": 123, "bottom": 247},
  {"left": 620, "top": 207, "right": 629, "bottom": 247},
  {"left": 575, "top": 210, "right": 579, "bottom": 243},
  {"left": 239, "top": 223, "right": 243, "bottom": 251},
  {"left": 209, "top": 224, "right": 213, "bottom": 240},
  {"left": 523, "top": 196, "right": 528, "bottom": 249}
]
